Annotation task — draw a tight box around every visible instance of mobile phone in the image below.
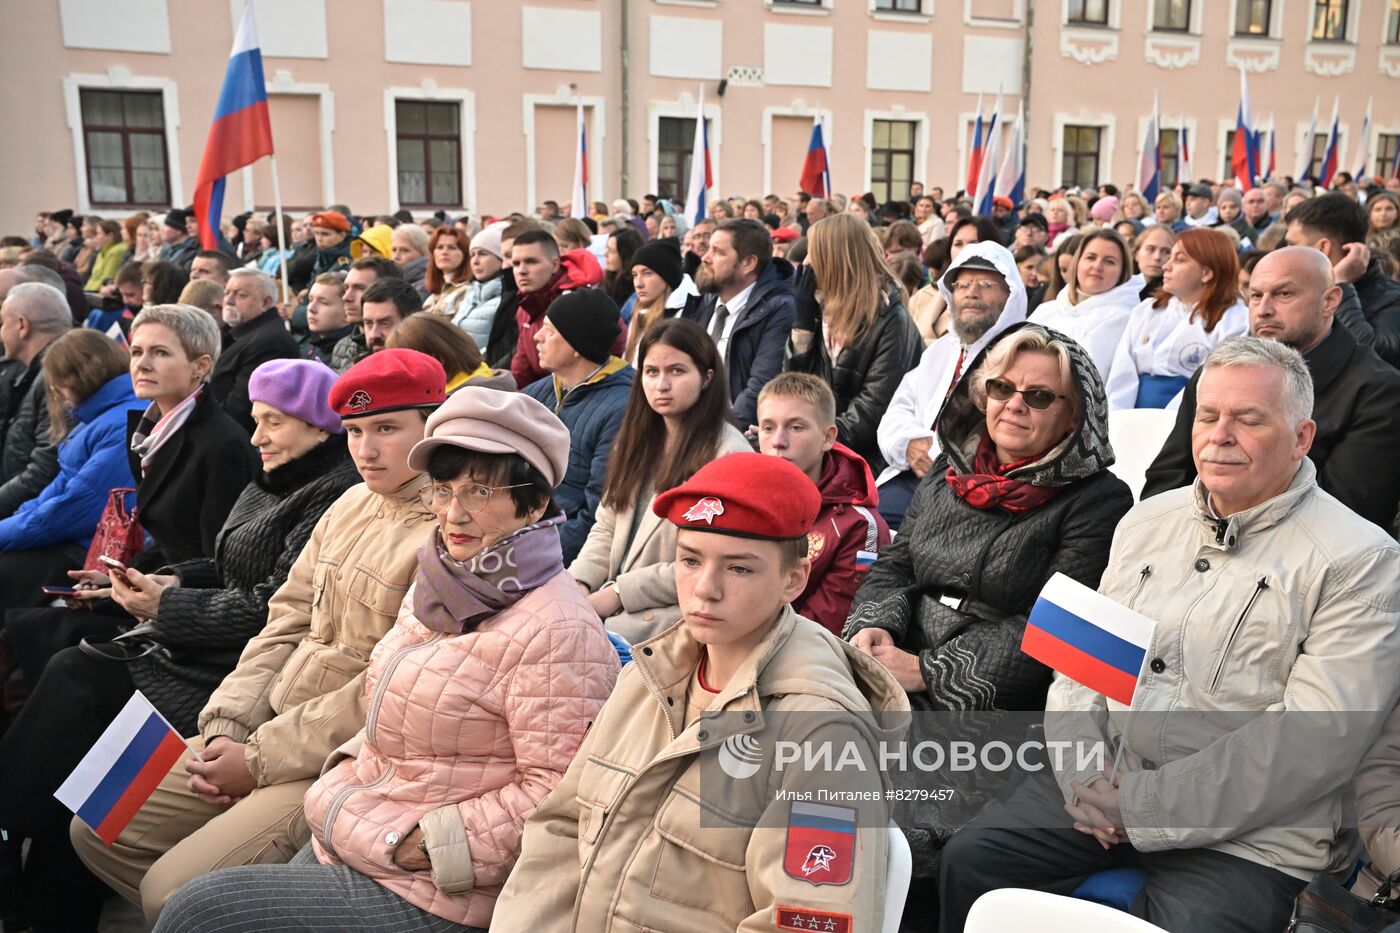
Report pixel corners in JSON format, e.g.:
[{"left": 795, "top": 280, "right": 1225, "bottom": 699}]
[
  {"left": 42, "top": 586, "right": 81, "bottom": 597},
  {"left": 97, "top": 555, "right": 127, "bottom": 572}
]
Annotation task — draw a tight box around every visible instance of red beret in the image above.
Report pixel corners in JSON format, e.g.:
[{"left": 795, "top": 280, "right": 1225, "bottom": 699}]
[
  {"left": 653, "top": 452, "right": 820, "bottom": 541},
  {"left": 307, "top": 211, "right": 350, "bottom": 233},
  {"left": 771, "top": 227, "right": 799, "bottom": 243},
  {"left": 328, "top": 348, "right": 446, "bottom": 418}
]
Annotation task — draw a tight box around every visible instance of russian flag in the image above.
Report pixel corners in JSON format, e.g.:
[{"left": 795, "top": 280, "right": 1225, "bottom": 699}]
[
  {"left": 799, "top": 114, "right": 830, "bottom": 198},
  {"left": 682, "top": 86, "right": 713, "bottom": 228},
  {"left": 974, "top": 88, "right": 1004, "bottom": 216},
  {"left": 1137, "top": 93, "right": 1161, "bottom": 204},
  {"left": 965, "top": 94, "right": 986, "bottom": 197},
  {"left": 192, "top": 1, "right": 274, "bottom": 251},
  {"left": 1179, "top": 121, "right": 1192, "bottom": 183},
  {"left": 570, "top": 102, "right": 589, "bottom": 219},
  {"left": 1021, "top": 573, "right": 1157, "bottom": 707},
  {"left": 993, "top": 103, "right": 1026, "bottom": 208},
  {"left": 1318, "top": 96, "right": 1341, "bottom": 188},
  {"left": 55, "top": 692, "right": 191, "bottom": 846},
  {"left": 1353, "top": 96, "right": 1372, "bottom": 181},
  {"left": 1230, "top": 66, "right": 1257, "bottom": 191}
]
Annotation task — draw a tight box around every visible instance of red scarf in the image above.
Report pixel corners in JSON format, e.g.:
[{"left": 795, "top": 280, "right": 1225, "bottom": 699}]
[{"left": 945, "top": 435, "right": 1064, "bottom": 513}]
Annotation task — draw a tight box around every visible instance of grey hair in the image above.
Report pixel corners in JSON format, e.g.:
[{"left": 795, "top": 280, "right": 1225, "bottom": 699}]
[
  {"left": 129, "top": 304, "right": 222, "bottom": 373},
  {"left": 1202, "top": 335, "right": 1313, "bottom": 426},
  {"left": 969, "top": 324, "right": 1082, "bottom": 422},
  {"left": 227, "top": 267, "right": 277, "bottom": 304},
  {"left": 13, "top": 264, "right": 67, "bottom": 293},
  {"left": 4, "top": 283, "right": 72, "bottom": 335},
  {"left": 392, "top": 222, "right": 429, "bottom": 255}
]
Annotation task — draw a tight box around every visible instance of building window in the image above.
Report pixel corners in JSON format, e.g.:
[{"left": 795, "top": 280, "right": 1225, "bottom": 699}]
[
  {"left": 1388, "top": 0, "right": 1400, "bottom": 43},
  {"left": 1152, "top": 0, "right": 1190, "bottom": 31},
  {"left": 1159, "top": 128, "right": 1181, "bottom": 187},
  {"left": 1223, "top": 130, "right": 1237, "bottom": 179},
  {"left": 1376, "top": 134, "right": 1400, "bottom": 180},
  {"left": 79, "top": 89, "right": 170, "bottom": 207},
  {"left": 1234, "top": 0, "right": 1272, "bottom": 35},
  {"left": 1308, "top": 132, "right": 1333, "bottom": 180},
  {"left": 1311, "top": 0, "right": 1348, "bottom": 40},
  {"left": 871, "top": 119, "right": 916, "bottom": 204},
  {"left": 395, "top": 100, "right": 461, "bottom": 208},
  {"left": 1061, "top": 125, "right": 1102, "bottom": 188},
  {"left": 1067, "top": 0, "right": 1109, "bottom": 25},
  {"left": 874, "top": 0, "right": 922, "bottom": 10},
  {"left": 657, "top": 117, "right": 696, "bottom": 202}
]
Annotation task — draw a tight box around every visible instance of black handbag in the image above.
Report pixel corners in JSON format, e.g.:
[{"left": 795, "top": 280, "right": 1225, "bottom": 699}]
[{"left": 1288, "top": 869, "right": 1400, "bottom": 932}]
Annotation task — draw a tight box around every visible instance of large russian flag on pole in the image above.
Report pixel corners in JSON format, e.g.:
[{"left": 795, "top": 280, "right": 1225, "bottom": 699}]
[
  {"left": 965, "top": 94, "right": 986, "bottom": 197},
  {"left": 1136, "top": 92, "right": 1161, "bottom": 204},
  {"left": 1021, "top": 573, "right": 1157, "bottom": 707},
  {"left": 1230, "top": 66, "right": 1257, "bottom": 191},
  {"left": 193, "top": 1, "right": 274, "bottom": 251},
  {"left": 55, "top": 692, "right": 192, "bottom": 846},
  {"left": 799, "top": 113, "right": 830, "bottom": 198},
  {"left": 1317, "top": 96, "right": 1341, "bottom": 188},
  {"left": 682, "top": 86, "right": 712, "bottom": 228},
  {"left": 570, "top": 102, "right": 589, "bottom": 218},
  {"left": 993, "top": 103, "right": 1026, "bottom": 208}
]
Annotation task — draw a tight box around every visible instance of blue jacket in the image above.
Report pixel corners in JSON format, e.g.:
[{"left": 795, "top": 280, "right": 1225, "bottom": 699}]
[
  {"left": 683, "top": 258, "right": 796, "bottom": 426},
  {"left": 0, "top": 375, "right": 145, "bottom": 551},
  {"left": 523, "top": 359, "right": 633, "bottom": 564}
]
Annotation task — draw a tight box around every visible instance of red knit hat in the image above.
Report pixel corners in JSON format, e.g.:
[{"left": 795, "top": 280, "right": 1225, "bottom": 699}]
[
  {"left": 328, "top": 348, "right": 446, "bottom": 418},
  {"left": 653, "top": 452, "right": 820, "bottom": 541}
]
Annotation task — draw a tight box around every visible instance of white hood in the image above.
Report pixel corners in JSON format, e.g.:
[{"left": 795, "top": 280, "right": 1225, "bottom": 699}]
[{"left": 664, "top": 273, "right": 699, "bottom": 310}]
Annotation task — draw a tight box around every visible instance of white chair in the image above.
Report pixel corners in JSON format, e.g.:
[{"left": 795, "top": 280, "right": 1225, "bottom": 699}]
[
  {"left": 965, "top": 888, "right": 1170, "bottom": 932},
  {"left": 1106, "top": 408, "right": 1179, "bottom": 500},
  {"left": 881, "top": 824, "right": 912, "bottom": 933}
]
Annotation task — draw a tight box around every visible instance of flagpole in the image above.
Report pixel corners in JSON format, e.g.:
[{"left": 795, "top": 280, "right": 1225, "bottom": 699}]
[{"left": 268, "top": 153, "right": 292, "bottom": 308}]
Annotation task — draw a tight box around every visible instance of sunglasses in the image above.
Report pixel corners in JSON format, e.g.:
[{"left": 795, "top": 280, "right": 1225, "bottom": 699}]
[{"left": 984, "top": 378, "right": 1066, "bottom": 411}]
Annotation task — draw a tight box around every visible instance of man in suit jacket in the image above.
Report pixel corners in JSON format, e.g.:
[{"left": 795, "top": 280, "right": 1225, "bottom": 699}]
[
  {"left": 1142, "top": 247, "right": 1400, "bottom": 532},
  {"left": 210, "top": 268, "right": 300, "bottom": 434},
  {"left": 683, "top": 219, "right": 795, "bottom": 428}
]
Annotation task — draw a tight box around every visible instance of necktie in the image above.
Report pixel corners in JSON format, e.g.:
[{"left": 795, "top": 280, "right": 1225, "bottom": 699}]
[{"left": 711, "top": 302, "right": 731, "bottom": 356}]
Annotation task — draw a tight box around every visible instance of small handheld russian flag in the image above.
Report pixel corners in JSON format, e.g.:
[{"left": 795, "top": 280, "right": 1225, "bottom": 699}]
[
  {"left": 56, "top": 692, "right": 194, "bottom": 846},
  {"left": 1021, "top": 573, "right": 1157, "bottom": 707}
]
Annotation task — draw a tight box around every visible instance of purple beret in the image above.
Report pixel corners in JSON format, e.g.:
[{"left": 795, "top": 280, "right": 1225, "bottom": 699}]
[{"left": 248, "top": 358, "right": 343, "bottom": 435}]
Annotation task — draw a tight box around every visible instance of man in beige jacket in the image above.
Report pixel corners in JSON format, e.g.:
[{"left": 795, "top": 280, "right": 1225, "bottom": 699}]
[
  {"left": 941, "top": 335, "right": 1400, "bottom": 933},
  {"left": 72, "top": 349, "right": 447, "bottom": 924},
  {"left": 493, "top": 452, "right": 910, "bottom": 933}
]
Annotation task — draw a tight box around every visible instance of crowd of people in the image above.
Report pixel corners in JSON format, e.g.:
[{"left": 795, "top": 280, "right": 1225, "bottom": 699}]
[{"left": 0, "top": 165, "right": 1399, "bottom": 933}]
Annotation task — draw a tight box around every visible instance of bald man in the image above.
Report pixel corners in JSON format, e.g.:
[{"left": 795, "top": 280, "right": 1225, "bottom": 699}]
[{"left": 1143, "top": 246, "right": 1400, "bottom": 529}]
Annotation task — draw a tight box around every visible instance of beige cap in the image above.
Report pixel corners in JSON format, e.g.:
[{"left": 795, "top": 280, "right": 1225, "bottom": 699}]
[{"left": 408, "top": 386, "right": 570, "bottom": 487}]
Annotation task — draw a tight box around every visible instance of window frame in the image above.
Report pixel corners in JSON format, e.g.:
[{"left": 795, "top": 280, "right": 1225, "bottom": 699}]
[
  {"left": 1387, "top": 0, "right": 1400, "bottom": 43},
  {"left": 1376, "top": 134, "right": 1400, "bottom": 180},
  {"left": 1233, "top": 0, "right": 1274, "bottom": 36},
  {"left": 394, "top": 99, "right": 463, "bottom": 209},
  {"left": 1067, "top": 0, "right": 1110, "bottom": 25},
  {"left": 1151, "top": 0, "right": 1192, "bottom": 32},
  {"left": 656, "top": 116, "right": 697, "bottom": 203},
  {"left": 79, "top": 88, "right": 171, "bottom": 209},
  {"left": 1159, "top": 127, "right": 1182, "bottom": 187},
  {"left": 1311, "top": 0, "right": 1350, "bottom": 41},
  {"left": 869, "top": 118, "right": 918, "bottom": 205},
  {"left": 873, "top": 0, "right": 924, "bottom": 11},
  {"left": 1061, "top": 124, "right": 1103, "bottom": 189}
]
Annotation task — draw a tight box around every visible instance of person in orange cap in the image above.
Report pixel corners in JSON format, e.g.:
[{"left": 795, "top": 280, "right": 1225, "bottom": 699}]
[{"left": 494, "top": 452, "right": 912, "bottom": 933}]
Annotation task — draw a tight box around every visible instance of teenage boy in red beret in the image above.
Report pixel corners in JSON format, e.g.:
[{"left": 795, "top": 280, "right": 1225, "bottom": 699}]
[
  {"left": 73, "top": 349, "right": 447, "bottom": 925},
  {"left": 495, "top": 452, "right": 911, "bottom": 933}
]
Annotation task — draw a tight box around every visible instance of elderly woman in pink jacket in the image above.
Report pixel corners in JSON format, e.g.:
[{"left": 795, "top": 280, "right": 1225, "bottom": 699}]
[{"left": 154, "top": 387, "right": 621, "bottom": 933}]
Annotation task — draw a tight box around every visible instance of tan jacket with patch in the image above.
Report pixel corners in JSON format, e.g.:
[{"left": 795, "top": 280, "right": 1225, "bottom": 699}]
[
  {"left": 492, "top": 605, "right": 911, "bottom": 933},
  {"left": 198, "top": 476, "right": 434, "bottom": 787}
]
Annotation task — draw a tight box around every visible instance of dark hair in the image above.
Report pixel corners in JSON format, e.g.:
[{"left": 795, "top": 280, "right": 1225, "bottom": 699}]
[
  {"left": 601, "top": 318, "right": 732, "bottom": 512},
  {"left": 714, "top": 219, "right": 773, "bottom": 274},
  {"left": 604, "top": 227, "right": 645, "bottom": 298},
  {"left": 921, "top": 237, "right": 952, "bottom": 278},
  {"left": 425, "top": 226, "right": 471, "bottom": 294},
  {"left": 1099, "top": 183, "right": 1120, "bottom": 197},
  {"left": 114, "top": 261, "right": 144, "bottom": 287},
  {"left": 884, "top": 220, "right": 923, "bottom": 253},
  {"left": 501, "top": 219, "right": 541, "bottom": 243},
  {"left": 194, "top": 249, "right": 233, "bottom": 274},
  {"left": 262, "top": 215, "right": 293, "bottom": 249},
  {"left": 97, "top": 219, "right": 123, "bottom": 241},
  {"left": 392, "top": 209, "right": 414, "bottom": 224},
  {"left": 19, "top": 249, "right": 62, "bottom": 272},
  {"left": 511, "top": 228, "right": 560, "bottom": 258},
  {"left": 949, "top": 215, "right": 1004, "bottom": 246},
  {"left": 141, "top": 260, "right": 189, "bottom": 304},
  {"left": 1047, "top": 233, "right": 1084, "bottom": 300},
  {"left": 361, "top": 277, "right": 422, "bottom": 318},
  {"left": 1014, "top": 244, "right": 1048, "bottom": 264},
  {"left": 350, "top": 255, "right": 404, "bottom": 279},
  {"left": 386, "top": 312, "right": 484, "bottom": 376},
  {"left": 372, "top": 214, "right": 402, "bottom": 228},
  {"left": 1285, "top": 192, "right": 1369, "bottom": 247},
  {"left": 887, "top": 254, "right": 926, "bottom": 297},
  {"left": 777, "top": 536, "right": 809, "bottom": 568},
  {"left": 425, "top": 446, "right": 552, "bottom": 518}
]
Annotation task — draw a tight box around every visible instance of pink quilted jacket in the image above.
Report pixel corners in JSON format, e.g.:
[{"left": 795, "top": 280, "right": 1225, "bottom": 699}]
[{"left": 302, "top": 569, "right": 620, "bottom": 927}]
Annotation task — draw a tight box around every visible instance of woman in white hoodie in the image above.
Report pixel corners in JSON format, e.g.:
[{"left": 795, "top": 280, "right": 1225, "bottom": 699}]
[
  {"left": 1030, "top": 229, "right": 1144, "bottom": 380},
  {"left": 1105, "top": 226, "right": 1247, "bottom": 410}
]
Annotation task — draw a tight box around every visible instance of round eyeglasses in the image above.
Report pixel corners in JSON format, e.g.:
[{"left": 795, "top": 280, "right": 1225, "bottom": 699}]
[{"left": 419, "top": 482, "right": 530, "bottom": 513}]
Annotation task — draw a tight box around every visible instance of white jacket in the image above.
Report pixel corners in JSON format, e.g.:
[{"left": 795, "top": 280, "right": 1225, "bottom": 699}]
[
  {"left": 1104, "top": 296, "right": 1248, "bottom": 410},
  {"left": 874, "top": 241, "right": 1027, "bottom": 485},
  {"left": 1046, "top": 459, "right": 1400, "bottom": 881},
  {"left": 1030, "top": 274, "right": 1146, "bottom": 381}
]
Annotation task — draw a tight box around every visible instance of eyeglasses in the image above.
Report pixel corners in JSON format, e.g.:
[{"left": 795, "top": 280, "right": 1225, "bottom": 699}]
[
  {"left": 419, "top": 482, "right": 530, "bottom": 513},
  {"left": 984, "top": 378, "right": 1066, "bottom": 411},
  {"left": 951, "top": 280, "right": 1006, "bottom": 295}
]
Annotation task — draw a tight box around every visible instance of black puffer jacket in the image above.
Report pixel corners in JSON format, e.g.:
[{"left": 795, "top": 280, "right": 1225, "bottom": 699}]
[
  {"left": 785, "top": 291, "right": 922, "bottom": 471},
  {"left": 0, "top": 348, "right": 58, "bottom": 517},
  {"left": 128, "top": 434, "right": 359, "bottom": 736},
  {"left": 844, "top": 320, "right": 1133, "bottom": 712}
]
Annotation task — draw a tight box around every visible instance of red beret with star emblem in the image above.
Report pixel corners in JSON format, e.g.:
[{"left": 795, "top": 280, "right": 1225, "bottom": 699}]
[
  {"left": 652, "top": 452, "right": 821, "bottom": 541},
  {"left": 328, "top": 348, "right": 447, "bottom": 419}
]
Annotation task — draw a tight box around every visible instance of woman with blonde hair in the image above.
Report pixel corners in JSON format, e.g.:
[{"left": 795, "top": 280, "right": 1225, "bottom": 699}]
[
  {"left": 622, "top": 238, "right": 698, "bottom": 361},
  {"left": 1030, "top": 228, "right": 1144, "bottom": 379},
  {"left": 1045, "top": 199, "right": 1079, "bottom": 248},
  {"left": 786, "top": 212, "right": 922, "bottom": 470}
]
